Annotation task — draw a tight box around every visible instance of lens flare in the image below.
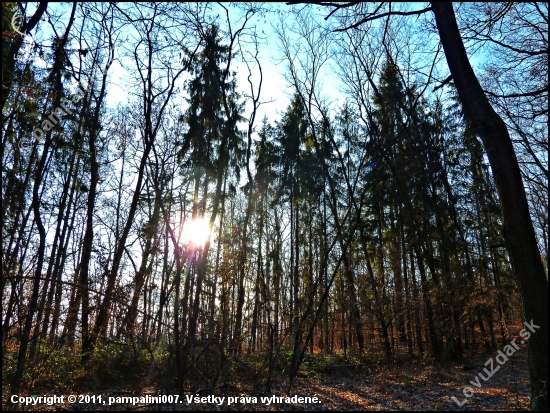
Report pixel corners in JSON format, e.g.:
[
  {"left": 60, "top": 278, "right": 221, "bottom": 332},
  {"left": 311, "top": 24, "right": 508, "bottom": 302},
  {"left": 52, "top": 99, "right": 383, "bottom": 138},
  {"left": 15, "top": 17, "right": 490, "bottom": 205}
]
[{"left": 181, "top": 218, "right": 210, "bottom": 248}]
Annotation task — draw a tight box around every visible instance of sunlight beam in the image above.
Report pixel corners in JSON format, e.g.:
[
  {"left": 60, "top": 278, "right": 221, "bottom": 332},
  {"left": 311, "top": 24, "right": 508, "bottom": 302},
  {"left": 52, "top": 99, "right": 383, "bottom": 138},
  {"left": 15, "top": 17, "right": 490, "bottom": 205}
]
[{"left": 180, "top": 217, "right": 211, "bottom": 249}]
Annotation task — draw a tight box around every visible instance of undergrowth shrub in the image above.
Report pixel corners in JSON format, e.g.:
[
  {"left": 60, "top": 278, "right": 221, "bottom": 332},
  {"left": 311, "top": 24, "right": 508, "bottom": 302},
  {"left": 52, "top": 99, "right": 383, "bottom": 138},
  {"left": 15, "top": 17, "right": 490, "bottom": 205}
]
[{"left": 2, "top": 340, "right": 169, "bottom": 392}]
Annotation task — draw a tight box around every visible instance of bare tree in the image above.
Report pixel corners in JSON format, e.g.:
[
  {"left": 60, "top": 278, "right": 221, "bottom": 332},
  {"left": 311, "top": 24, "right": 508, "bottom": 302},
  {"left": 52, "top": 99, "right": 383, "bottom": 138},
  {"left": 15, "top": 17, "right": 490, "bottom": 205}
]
[{"left": 293, "top": 2, "right": 547, "bottom": 409}]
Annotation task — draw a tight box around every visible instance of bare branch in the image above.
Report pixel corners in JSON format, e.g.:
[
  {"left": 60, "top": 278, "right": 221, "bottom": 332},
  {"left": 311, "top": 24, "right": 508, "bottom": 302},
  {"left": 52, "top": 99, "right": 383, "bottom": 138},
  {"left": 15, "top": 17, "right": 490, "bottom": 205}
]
[{"left": 333, "top": 6, "right": 433, "bottom": 32}]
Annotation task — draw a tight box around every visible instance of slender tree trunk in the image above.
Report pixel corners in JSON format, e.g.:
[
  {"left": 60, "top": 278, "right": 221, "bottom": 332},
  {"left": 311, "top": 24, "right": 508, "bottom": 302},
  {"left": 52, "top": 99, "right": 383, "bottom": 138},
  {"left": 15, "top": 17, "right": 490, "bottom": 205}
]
[
  {"left": 78, "top": 116, "right": 99, "bottom": 356},
  {"left": 401, "top": 217, "right": 414, "bottom": 356},
  {"left": 410, "top": 249, "right": 424, "bottom": 354},
  {"left": 210, "top": 175, "right": 226, "bottom": 338},
  {"left": 155, "top": 221, "right": 171, "bottom": 342},
  {"left": 91, "top": 135, "right": 153, "bottom": 343},
  {"left": 47, "top": 150, "right": 81, "bottom": 343},
  {"left": 341, "top": 254, "right": 364, "bottom": 351},
  {"left": 9, "top": 21, "right": 78, "bottom": 373},
  {"left": 11, "top": 129, "right": 54, "bottom": 393},
  {"left": 123, "top": 185, "right": 161, "bottom": 338},
  {"left": 293, "top": 193, "right": 300, "bottom": 341},
  {"left": 390, "top": 206, "right": 406, "bottom": 343},
  {"left": 233, "top": 193, "right": 253, "bottom": 355},
  {"left": 32, "top": 133, "right": 81, "bottom": 355},
  {"left": 187, "top": 130, "right": 231, "bottom": 344}
]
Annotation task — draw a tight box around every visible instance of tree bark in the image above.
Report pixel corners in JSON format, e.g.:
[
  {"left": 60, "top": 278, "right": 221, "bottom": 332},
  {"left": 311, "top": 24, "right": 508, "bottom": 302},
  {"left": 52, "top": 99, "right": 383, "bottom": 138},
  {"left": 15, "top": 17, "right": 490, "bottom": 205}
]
[
  {"left": 10, "top": 121, "right": 53, "bottom": 394},
  {"left": 232, "top": 193, "right": 253, "bottom": 355},
  {"left": 431, "top": 3, "right": 548, "bottom": 409},
  {"left": 122, "top": 183, "right": 161, "bottom": 338}
]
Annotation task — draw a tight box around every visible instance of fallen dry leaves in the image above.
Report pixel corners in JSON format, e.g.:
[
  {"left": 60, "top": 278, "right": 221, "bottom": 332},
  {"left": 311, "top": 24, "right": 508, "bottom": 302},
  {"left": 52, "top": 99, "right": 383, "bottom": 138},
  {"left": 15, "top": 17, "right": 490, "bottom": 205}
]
[{"left": 3, "top": 347, "right": 530, "bottom": 411}]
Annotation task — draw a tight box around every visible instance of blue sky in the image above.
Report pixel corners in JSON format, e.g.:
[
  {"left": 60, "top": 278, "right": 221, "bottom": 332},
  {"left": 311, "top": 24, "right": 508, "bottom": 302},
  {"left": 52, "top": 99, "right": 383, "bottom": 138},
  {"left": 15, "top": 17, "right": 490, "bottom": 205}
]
[
  {"left": 13, "top": 2, "right": 499, "bottom": 143},
  {"left": 16, "top": 3, "right": 347, "bottom": 132}
]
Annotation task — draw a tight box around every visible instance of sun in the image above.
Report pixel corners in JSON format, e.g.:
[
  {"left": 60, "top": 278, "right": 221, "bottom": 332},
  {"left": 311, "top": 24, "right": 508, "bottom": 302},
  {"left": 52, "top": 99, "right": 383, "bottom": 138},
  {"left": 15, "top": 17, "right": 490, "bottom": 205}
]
[{"left": 181, "top": 217, "right": 211, "bottom": 248}]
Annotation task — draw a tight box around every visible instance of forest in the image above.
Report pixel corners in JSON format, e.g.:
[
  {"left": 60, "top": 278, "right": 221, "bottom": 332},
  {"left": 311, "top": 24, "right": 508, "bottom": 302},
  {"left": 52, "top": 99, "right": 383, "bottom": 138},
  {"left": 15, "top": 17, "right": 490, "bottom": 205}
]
[{"left": 1, "top": 2, "right": 548, "bottom": 411}]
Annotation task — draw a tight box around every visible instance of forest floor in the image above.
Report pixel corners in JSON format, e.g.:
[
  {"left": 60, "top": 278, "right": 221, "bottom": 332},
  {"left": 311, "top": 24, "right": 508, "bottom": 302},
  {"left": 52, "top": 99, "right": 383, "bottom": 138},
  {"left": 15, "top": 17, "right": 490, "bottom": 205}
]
[{"left": 3, "top": 345, "right": 530, "bottom": 411}]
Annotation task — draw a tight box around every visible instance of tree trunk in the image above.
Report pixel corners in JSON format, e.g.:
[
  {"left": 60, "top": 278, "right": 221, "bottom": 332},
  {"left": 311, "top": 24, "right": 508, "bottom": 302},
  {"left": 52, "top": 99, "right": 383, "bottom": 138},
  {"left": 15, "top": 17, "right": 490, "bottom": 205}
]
[
  {"left": 11, "top": 128, "right": 54, "bottom": 393},
  {"left": 431, "top": 3, "right": 548, "bottom": 409},
  {"left": 123, "top": 184, "right": 161, "bottom": 338},
  {"left": 78, "top": 116, "right": 99, "bottom": 357},
  {"left": 233, "top": 193, "right": 253, "bottom": 355}
]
